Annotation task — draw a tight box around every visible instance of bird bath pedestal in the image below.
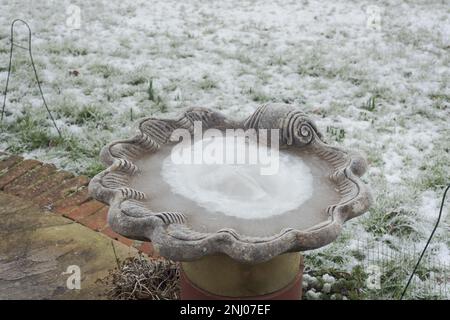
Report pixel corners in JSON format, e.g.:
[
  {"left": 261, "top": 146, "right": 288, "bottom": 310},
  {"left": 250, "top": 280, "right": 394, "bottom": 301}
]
[{"left": 89, "top": 104, "right": 372, "bottom": 300}]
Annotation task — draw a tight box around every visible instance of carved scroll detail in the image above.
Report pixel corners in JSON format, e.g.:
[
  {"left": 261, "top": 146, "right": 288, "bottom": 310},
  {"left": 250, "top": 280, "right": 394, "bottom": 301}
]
[
  {"left": 244, "top": 104, "right": 322, "bottom": 147},
  {"left": 281, "top": 110, "right": 319, "bottom": 146}
]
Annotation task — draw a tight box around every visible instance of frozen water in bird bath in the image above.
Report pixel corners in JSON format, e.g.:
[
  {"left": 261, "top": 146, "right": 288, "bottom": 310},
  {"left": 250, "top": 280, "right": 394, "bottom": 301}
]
[
  {"left": 131, "top": 137, "right": 340, "bottom": 237},
  {"left": 162, "top": 137, "right": 314, "bottom": 219}
]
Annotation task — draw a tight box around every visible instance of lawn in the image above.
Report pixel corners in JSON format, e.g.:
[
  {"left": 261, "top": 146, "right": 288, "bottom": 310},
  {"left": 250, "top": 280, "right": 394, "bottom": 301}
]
[{"left": 0, "top": 0, "right": 449, "bottom": 299}]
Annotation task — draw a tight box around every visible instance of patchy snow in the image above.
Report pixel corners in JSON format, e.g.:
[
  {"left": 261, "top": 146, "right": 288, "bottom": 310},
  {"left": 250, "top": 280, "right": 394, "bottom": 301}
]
[
  {"left": 383, "top": 149, "right": 403, "bottom": 184},
  {"left": 0, "top": 0, "right": 449, "bottom": 298}
]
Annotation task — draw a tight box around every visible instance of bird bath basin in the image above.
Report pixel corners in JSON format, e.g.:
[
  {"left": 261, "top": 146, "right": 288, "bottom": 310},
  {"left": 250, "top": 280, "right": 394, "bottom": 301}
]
[
  {"left": 131, "top": 141, "right": 339, "bottom": 237},
  {"left": 89, "top": 103, "right": 372, "bottom": 299}
]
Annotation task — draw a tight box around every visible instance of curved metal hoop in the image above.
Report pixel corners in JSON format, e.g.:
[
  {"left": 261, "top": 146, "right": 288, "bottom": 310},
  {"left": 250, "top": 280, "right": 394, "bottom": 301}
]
[{"left": 1, "top": 19, "right": 61, "bottom": 137}]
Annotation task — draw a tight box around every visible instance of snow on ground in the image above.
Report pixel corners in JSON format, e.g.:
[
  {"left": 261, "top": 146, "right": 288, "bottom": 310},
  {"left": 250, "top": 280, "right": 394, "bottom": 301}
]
[{"left": 0, "top": 0, "right": 449, "bottom": 298}]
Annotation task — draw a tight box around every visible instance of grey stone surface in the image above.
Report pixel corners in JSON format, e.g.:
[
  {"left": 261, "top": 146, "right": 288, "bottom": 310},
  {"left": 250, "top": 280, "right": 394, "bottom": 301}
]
[
  {"left": 0, "top": 192, "right": 137, "bottom": 299},
  {"left": 89, "top": 104, "right": 372, "bottom": 263}
]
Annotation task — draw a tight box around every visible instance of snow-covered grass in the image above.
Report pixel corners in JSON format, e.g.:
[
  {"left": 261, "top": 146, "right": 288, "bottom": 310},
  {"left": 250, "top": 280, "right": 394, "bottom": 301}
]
[{"left": 0, "top": 0, "right": 449, "bottom": 299}]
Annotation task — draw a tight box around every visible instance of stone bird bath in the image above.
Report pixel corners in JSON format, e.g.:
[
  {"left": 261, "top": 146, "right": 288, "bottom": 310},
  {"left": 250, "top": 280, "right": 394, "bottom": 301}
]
[{"left": 89, "top": 103, "right": 372, "bottom": 299}]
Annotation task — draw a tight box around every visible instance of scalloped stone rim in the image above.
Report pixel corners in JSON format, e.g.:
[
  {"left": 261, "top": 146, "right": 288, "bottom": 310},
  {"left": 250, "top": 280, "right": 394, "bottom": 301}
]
[{"left": 88, "top": 103, "right": 373, "bottom": 263}]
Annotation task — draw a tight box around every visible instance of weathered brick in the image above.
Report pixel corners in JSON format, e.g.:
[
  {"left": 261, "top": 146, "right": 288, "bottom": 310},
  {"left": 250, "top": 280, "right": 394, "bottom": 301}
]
[
  {"left": 24, "top": 171, "right": 74, "bottom": 199},
  {"left": 78, "top": 207, "right": 108, "bottom": 231},
  {"left": 4, "top": 163, "right": 57, "bottom": 194},
  {"left": 0, "top": 155, "right": 23, "bottom": 172},
  {"left": 34, "top": 175, "right": 90, "bottom": 208},
  {"left": 60, "top": 177, "right": 90, "bottom": 198},
  {"left": 53, "top": 188, "right": 91, "bottom": 213},
  {"left": 59, "top": 200, "right": 105, "bottom": 221},
  {"left": 101, "top": 226, "right": 134, "bottom": 246},
  {"left": 0, "top": 152, "right": 145, "bottom": 253},
  {"left": 137, "top": 241, "right": 155, "bottom": 257},
  {"left": 0, "top": 159, "right": 41, "bottom": 189}
]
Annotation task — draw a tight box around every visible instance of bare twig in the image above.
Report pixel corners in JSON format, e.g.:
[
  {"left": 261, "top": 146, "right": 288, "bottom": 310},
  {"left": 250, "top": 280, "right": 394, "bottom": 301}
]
[{"left": 99, "top": 254, "right": 180, "bottom": 300}]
